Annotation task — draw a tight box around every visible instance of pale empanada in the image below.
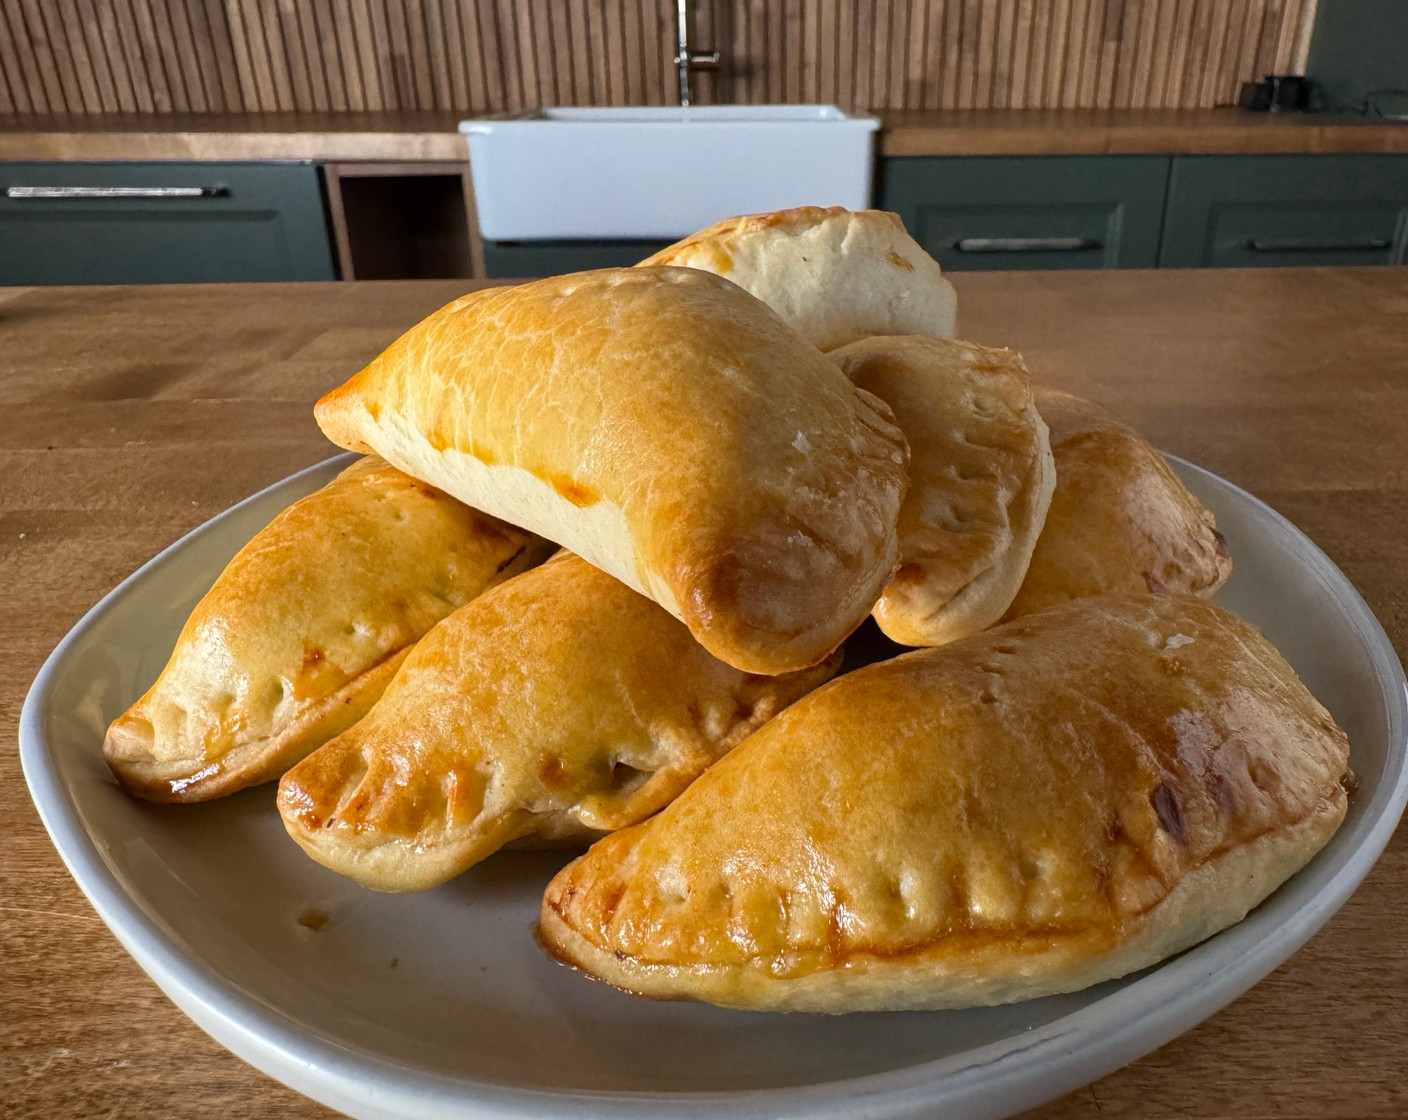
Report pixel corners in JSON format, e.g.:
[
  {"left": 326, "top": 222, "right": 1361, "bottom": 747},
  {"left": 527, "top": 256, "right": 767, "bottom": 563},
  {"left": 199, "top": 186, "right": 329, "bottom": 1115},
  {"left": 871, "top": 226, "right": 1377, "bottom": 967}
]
[
  {"left": 540, "top": 595, "right": 1350, "bottom": 1012},
  {"left": 277, "top": 552, "right": 839, "bottom": 892},
  {"left": 105, "top": 456, "right": 546, "bottom": 802},
  {"left": 830, "top": 336, "right": 1054, "bottom": 647},
  {"left": 639, "top": 207, "right": 957, "bottom": 351},
  {"left": 1004, "top": 388, "right": 1231, "bottom": 619},
  {"left": 314, "top": 266, "right": 909, "bottom": 675}
]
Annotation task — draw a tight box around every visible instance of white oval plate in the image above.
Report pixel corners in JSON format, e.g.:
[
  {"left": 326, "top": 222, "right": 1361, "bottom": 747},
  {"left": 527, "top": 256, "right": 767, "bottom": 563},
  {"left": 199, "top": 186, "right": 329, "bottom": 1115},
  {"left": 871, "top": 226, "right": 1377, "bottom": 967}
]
[{"left": 20, "top": 455, "right": 1408, "bottom": 1120}]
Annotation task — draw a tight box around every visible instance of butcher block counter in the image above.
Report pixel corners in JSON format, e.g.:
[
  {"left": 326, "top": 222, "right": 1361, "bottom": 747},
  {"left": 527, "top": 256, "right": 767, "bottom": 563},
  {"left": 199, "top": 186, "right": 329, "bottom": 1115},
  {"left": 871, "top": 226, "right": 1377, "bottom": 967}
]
[
  {"left": 2, "top": 269, "right": 1406, "bottom": 1119},
  {"left": 8, "top": 108, "right": 1408, "bottom": 161},
  {"left": 4, "top": 108, "right": 1408, "bottom": 161}
]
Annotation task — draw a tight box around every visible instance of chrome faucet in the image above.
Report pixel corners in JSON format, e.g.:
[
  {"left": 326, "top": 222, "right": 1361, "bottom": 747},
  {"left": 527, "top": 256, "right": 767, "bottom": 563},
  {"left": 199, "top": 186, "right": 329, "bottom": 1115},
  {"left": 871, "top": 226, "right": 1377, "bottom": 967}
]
[{"left": 675, "top": 0, "right": 720, "bottom": 107}]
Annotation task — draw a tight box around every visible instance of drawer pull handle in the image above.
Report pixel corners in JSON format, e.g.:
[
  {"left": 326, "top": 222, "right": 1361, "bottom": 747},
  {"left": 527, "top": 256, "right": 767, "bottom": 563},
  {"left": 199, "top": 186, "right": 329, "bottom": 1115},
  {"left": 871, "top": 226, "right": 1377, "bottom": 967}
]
[
  {"left": 3, "top": 185, "right": 225, "bottom": 200},
  {"left": 1247, "top": 236, "right": 1392, "bottom": 253},
  {"left": 954, "top": 236, "right": 1102, "bottom": 253}
]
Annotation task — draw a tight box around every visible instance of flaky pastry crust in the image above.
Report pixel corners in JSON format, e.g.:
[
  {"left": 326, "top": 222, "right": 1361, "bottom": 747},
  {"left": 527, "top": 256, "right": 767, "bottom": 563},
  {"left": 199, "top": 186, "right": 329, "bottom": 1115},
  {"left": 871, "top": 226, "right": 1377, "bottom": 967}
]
[
  {"left": 1005, "top": 388, "right": 1232, "bottom": 619},
  {"left": 540, "top": 595, "right": 1349, "bottom": 1012},
  {"left": 104, "top": 457, "right": 545, "bottom": 801},
  {"left": 640, "top": 207, "right": 957, "bottom": 350},
  {"left": 832, "top": 336, "right": 1055, "bottom": 646},
  {"left": 278, "top": 552, "right": 839, "bottom": 891},
  {"left": 315, "top": 266, "right": 910, "bottom": 674}
]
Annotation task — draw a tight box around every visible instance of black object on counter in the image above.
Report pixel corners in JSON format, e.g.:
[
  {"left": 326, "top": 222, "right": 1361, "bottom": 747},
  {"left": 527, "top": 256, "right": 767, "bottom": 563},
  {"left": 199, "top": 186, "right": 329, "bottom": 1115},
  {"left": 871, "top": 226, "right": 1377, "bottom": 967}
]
[{"left": 1239, "top": 75, "right": 1312, "bottom": 112}]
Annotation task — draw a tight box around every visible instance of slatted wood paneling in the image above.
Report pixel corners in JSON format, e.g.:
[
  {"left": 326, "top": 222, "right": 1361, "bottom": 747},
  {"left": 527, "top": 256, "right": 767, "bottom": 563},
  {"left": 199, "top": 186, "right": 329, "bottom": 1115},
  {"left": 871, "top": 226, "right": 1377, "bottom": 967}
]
[{"left": 0, "top": 0, "right": 1321, "bottom": 116}]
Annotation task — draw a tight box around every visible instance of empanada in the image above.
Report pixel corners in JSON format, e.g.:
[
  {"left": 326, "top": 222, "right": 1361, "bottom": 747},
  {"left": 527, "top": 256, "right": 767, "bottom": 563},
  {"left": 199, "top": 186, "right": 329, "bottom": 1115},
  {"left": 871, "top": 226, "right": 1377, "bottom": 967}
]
[
  {"left": 1004, "top": 388, "right": 1232, "bottom": 619},
  {"left": 105, "top": 456, "right": 546, "bottom": 802},
  {"left": 639, "top": 206, "right": 957, "bottom": 351},
  {"left": 315, "top": 266, "right": 910, "bottom": 674},
  {"left": 277, "top": 552, "right": 839, "bottom": 892},
  {"left": 540, "top": 595, "right": 1350, "bottom": 1012},
  {"left": 832, "top": 336, "right": 1055, "bottom": 646}
]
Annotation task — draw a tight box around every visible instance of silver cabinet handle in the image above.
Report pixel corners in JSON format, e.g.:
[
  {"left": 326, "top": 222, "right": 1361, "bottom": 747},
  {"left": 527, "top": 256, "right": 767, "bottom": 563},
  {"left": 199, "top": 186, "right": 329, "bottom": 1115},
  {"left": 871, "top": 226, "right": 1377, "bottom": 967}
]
[
  {"left": 3, "top": 185, "right": 225, "bottom": 199},
  {"left": 1247, "top": 236, "right": 1392, "bottom": 253},
  {"left": 954, "top": 236, "right": 1102, "bottom": 253}
]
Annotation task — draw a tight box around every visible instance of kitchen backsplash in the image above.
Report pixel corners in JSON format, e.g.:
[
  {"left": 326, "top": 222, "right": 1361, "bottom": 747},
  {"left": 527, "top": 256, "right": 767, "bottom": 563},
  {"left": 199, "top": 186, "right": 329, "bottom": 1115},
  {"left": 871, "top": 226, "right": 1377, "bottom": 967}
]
[{"left": 0, "top": 0, "right": 1318, "bottom": 115}]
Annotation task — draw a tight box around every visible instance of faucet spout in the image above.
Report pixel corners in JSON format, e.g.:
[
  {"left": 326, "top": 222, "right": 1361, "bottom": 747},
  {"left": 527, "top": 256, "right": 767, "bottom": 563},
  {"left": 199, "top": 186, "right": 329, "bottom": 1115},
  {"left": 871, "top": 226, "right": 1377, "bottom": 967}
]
[{"left": 675, "top": 0, "right": 720, "bottom": 108}]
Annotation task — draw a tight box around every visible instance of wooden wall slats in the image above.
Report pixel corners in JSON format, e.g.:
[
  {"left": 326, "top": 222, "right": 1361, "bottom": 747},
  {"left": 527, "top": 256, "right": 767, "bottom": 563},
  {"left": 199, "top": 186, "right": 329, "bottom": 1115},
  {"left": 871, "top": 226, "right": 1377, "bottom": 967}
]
[
  {"left": 310, "top": 0, "right": 345, "bottom": 111},
  {"left": 489, "top": 0, "right": 514, "bottom": 108},
  {"left": 47, "top": 0, "right": 94, "bottom": 111},
  {"left": 599, "top": 0, "right": 622, "bottom": 104},
  {"left": 32, "top": 0, "right": 79, "bottom": 111},
  {"left": 0, "top": 3, "right": 29, "bottom": 112},
  {"left": 904, "top": 0, "right": 925, "bottom": 109},
  {"left": 616, "top": 0, "right": 640, "bottom": 105},
  {"left": 163, "top": 0, "right": 205, "bottom": 111},
  {"left": 442, "top": 0, "right": 470, "bottom": 109},
  {"left": 936, "top": 1, "right": 959, "bottom": 109},
  {"left": 1024, "top": 2, "right": 1047, "bottom": 109},
  {"left": 568, "top": 0, "right": 591, "bottom": 104},
  {"left": 456, "top": 0, "right": 485, "bottom": 108},
  {"left": 274, "top": 2, "right": 312, "bottom": 112},
  {"left": 16, "top": 0, "right": 64, "bottom": 111},
  {"left": 0, "top": 0, "right": 1321, "bottom": 116},
  {"left": 543, "top": 0, "right": 568, "bottom": 105},
  {"left": 264, "top": 0, "right": 299, "bottom": 110},
  {"left": 996, "top": 0, "right": 1016, "bottom": 108},
  {"left": 4, "top": 0, "right": 50, "bottom": 111},
  {"left": 520, "top": 0, "right": 542, "bottom": 109}
]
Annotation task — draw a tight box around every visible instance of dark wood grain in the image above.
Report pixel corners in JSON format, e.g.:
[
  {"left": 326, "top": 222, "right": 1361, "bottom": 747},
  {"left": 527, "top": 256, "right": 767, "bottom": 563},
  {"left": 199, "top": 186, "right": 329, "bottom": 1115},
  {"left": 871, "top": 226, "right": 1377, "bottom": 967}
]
[
  {"left": 1, "top": 268, "right": 1406, "bottom": 1119},
  {"left": 0, "top": 0, "right": 1319, "bottom": 115}
]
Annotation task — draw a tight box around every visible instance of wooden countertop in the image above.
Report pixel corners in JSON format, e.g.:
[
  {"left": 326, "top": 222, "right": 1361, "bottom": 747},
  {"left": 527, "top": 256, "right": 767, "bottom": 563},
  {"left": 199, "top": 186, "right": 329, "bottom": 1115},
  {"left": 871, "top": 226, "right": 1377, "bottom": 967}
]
[
  {"left": 3, "top": 108, "right": 1408, "bottom": 163},
  {"left": 3, "top": 269, "right": 1406, "bottom": 1119},
  {"left": 879, "top": 107, "right": 1408, "bottom": 156},
  {"left": 0, "top": 111, "right": 473, "bottom": 162}
]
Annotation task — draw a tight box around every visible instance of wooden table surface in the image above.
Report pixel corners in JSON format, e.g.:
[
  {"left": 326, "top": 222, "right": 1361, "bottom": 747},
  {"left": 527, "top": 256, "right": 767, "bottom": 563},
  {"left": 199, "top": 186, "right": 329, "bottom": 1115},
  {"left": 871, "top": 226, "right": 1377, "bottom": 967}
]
[{"left": 2, "top": 270, "right": 1406, "bottom": 1119}]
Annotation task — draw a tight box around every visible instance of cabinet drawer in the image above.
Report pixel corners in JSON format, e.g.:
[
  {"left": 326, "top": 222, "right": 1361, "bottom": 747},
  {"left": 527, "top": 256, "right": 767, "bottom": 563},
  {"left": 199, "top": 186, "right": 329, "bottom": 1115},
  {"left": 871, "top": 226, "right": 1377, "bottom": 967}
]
[
  {"left": 0, "top": 162, "right": 335, "bottom": 284},
  {"left": 878, "top": 157, "right": 1170, "bottom": 271},
  {"left": 481, "top": 238, "right": 673, "bottom": 279},
  {"left": 1161, "top": 156, "right": 1408, "bottom": 268}
]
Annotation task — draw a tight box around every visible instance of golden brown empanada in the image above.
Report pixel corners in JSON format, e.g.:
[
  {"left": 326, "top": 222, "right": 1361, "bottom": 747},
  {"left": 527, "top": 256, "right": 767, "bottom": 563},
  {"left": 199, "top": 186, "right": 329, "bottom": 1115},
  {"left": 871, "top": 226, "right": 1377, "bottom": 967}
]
[
  {"left": 639, "top": 207, "right": 957, "bottom": 350},
  {"left": 277, "top": 552, "right": 839, "bottom": 892},
  {"left": 105, "top": 456, "right": 546, "bottom": 802},
  {"left": 314, "top": 266, "right": 909, "bottom": 675},
  {"left": 831, "top": 336, "right": 1055, "bottom": 647},
  {"left": 540, "top": 595, "right": 1349, "bottom": 1012},
  {"left": 1004, "top": 388, "right": 1231, "bottom": 619}
]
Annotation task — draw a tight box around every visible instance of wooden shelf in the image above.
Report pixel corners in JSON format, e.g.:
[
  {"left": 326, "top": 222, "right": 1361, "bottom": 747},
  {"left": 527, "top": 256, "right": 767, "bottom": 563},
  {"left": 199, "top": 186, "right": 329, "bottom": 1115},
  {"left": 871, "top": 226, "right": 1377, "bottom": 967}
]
[{"left": 322, "top": 160, "right": 484, "bottom": 281}]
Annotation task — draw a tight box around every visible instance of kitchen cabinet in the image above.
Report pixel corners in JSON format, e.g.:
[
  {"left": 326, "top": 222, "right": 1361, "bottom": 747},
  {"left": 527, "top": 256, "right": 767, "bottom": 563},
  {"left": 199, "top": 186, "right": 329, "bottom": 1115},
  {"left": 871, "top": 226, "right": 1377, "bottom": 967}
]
[
  {"left": 877, "top": 156, "right": 1170, "bottom": 270},
  {"left": 7, "top": 149, "right": 1406, "bottom": 285},
  {"left": 481, "top": 238, "right": 674, "bottom": 279},
  {"left": 1159, "top": 155, "right": 1408, "bottom": 268},
  {"left": 0, "top": 162, "right": 335, "bottom": 285}
]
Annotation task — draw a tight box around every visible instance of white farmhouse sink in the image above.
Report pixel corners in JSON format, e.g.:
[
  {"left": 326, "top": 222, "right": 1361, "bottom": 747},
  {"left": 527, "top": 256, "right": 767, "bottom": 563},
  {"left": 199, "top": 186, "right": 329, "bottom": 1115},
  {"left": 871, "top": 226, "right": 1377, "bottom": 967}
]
[{"left": 460, "top": 105, "right": 879, "bottom": 241}]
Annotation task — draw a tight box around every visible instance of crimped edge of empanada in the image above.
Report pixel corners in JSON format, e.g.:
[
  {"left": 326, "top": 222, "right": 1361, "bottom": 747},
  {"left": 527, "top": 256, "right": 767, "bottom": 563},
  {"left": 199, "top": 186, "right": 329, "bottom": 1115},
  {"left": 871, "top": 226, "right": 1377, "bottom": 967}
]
[
  {"left": 874, "top": 402, "right": 1055, "bottom": 647},
  {"left": 275, "top": 648, "right": 842, "bottom": 893},
  {"left": 104, "top": 646, "right": 413, "bottom": 804},
  {"left": 536, "top": 791, "right": 1346, "bottom": 1013}
]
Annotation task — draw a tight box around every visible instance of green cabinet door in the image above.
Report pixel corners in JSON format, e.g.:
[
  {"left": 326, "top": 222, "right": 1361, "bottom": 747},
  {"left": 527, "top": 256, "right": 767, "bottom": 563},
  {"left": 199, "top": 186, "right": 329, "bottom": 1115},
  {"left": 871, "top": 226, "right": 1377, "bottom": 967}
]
[
  {"left": 481, "top": 238, "right": 674, "bottom": 279},
  {"left": 878, "top": 156, "right": 1170, "bottom": 270},
  {"left": 0, "top": 162, "right": 335, "bottom": 284},
  {"left": 1160, "top": 155, "right": 1408, "bottom": 268}
]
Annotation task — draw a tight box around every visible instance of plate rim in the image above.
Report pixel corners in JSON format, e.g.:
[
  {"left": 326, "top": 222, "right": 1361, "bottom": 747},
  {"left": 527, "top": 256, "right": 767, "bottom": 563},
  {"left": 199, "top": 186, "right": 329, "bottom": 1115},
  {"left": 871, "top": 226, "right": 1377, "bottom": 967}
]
[{"left": 19, "top": 453, "right": 1408, "bottom": 1120}]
